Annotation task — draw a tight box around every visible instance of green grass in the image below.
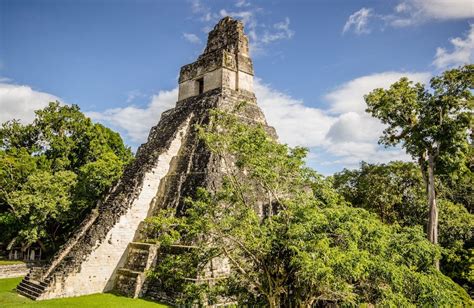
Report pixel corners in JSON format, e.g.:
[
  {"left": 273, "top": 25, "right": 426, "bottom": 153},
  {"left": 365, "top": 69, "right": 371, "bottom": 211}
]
[
  {"left": 0, "top": 277, "right": 169, "bottom": 307},
  {"left": 0, "top": 260, "right": 25, "bottom": 266}
]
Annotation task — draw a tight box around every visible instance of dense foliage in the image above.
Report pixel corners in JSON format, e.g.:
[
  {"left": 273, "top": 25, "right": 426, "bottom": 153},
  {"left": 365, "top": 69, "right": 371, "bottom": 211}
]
[
  {"left": 0, "top": 102, "right": 133, "bottom": 252},
  {"left": 364, "top": 65, "right": 473, "bottom": 265},
  {"left": 333, "top": 161, "right": 473, "bottom": 294},
  {"left": 144, "top": 107, "right": 471, "bottom": 306}
]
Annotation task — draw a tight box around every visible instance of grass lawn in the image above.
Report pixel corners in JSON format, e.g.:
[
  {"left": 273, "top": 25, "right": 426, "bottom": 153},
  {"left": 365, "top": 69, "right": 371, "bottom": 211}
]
[
  {"left": 0, "top": 277, "right": 169, "bottom": 307},
  {"left": 0, "top": 260, "right": 25, "bottom": 266}
]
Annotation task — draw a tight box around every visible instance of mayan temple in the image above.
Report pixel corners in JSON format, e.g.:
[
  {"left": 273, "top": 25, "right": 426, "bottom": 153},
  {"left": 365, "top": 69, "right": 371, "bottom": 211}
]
[{"left": 15, "top": 16, "right": 276, "bottom": 304}]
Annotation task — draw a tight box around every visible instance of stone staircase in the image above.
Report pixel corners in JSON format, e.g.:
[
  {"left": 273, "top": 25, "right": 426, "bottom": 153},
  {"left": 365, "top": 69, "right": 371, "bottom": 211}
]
[
  {"left": 16, "top": 268, "right": 50, "bottom": 300},
  {"left": 113, "top": 242, "right": 158, "bottom": 298}
]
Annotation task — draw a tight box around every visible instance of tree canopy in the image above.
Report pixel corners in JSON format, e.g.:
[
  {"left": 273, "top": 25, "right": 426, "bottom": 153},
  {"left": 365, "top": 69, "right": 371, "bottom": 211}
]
[
  {"left": 144, "top": 106, "right": 471, "bottom": 306},
  {"left": 333, "top": 161, "right": 473, "bottom": 295},
  {"left": 0, "top": 102, "right": 133, "bottom": 252},
  {"left": 364, "top": 65, "right": 473, "bottom": 268}
]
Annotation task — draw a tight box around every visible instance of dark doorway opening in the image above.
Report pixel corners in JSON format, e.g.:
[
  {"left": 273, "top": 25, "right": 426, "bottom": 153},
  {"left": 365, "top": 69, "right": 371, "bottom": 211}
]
[{"left": 197, "top": 78, "right": 204, "bottom": 94}]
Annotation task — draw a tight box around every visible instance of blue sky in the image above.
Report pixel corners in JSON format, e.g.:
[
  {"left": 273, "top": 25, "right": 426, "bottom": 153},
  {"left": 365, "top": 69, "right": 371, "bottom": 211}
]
[{"left": 1, "top": 0, "right": 473, "bottom": 174}]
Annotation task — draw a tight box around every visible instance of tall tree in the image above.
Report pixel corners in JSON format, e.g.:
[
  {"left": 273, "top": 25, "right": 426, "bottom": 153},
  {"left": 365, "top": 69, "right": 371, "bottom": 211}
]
[
  {"left": 0, "top": 102, "right": 133, "bottom": 252},
  {"left": 364, "top": 65, "right": 473, "bottom": 268},
  {"left": 333, "top": 161, "right": 474, "bottom": 293},
  {"left": 332, "top": 161, "right": 426, "bottom": 226}
]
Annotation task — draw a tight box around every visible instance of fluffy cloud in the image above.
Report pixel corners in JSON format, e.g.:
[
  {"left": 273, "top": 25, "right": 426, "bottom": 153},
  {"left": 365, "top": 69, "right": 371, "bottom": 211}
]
[
  {"left": 324, "top": 141, "right": 410, "bottom": 166},
  {"left": 344, "top": 0, "right": 474, "bottom": 33},
  {"left": 255, "top": 80, "right": 334, "bottom": 148},
  {"left": 325, "top": 71, "right": 431, "bottom": 114},
  {"left": 0, "top": 82, "right": 60, "bottom": 124},
  {"left": 320, "top": 71, "right": 430, "bottom": 166},
  {"left": 183, "top": 32, "right": 202, "bottom": 44},
  {"left": 259, "top": 73, "right": 429, "bottom": 168},
  {"left": 403, "top": 0, "right": 474, "bottom": 20},
  {"left": 326, "top": 112, "right": 381, "bottom": 143},
  {"left": 87, "top": 88, "right": 177, "bottom": 143},
  {"left": 261, "top": 18, "right": 294, "bottom": 44},
  {"left": 433, "top": 24, "right": 474, "bottom": 69},
  {"left": 342, "top": 8, "right": 373, "bottom": 35}
]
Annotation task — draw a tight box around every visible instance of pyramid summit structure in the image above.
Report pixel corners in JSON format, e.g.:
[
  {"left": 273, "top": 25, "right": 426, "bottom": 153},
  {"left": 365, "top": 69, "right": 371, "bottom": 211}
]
[{"left": 16, "top": 16, "right": 276, "bottom": 303}]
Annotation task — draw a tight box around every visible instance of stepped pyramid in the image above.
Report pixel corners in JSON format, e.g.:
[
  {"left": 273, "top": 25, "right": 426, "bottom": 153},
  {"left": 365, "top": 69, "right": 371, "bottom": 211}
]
[{"left": 17, "top": 16, "right": 276, "bottom": 303}]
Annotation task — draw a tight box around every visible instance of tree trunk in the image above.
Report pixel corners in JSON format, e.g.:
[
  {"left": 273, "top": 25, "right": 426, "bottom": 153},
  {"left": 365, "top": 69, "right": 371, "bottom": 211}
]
[
  {"left": 268, "top": 295, "right": 278, "bottom": 308},
  {"left": 426, "top": 153, "right": 439, "bottom": 270},
  {"left": 418, "top": 156, "right": 428, "bottom": 195}
]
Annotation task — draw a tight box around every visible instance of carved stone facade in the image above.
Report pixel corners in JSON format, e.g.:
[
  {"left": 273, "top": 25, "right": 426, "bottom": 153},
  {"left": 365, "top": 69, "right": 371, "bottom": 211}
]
[
  {"left": 178, "top": 17, "right": 255, "bottom": 101},
  {"left": 16, "top": 16, "right": 276, "bottom": 305}
]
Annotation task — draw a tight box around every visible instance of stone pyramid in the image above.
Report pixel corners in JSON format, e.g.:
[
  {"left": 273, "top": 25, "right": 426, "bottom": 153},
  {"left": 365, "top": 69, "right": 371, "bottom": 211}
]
[{"left": 16, "top": 16, "right": 276, "bottom": 303}]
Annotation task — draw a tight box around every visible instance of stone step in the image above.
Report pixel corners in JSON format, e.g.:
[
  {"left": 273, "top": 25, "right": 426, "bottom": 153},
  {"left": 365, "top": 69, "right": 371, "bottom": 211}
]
[
  {"left": 23, "top": 275, "right": 50, "bottom": 287},
  {"left": 16, "top": 284, "right": 41, "bottom": 300},
  {"left": 113, "top": 241, "right": 160, "bottom": 298},
  {"left": 114, "top": 268, "right": 145, "bottom": 298},
  {"left": 122, "top": 243, "right": 158, "bottom": 272},
  {"left": 19, "top": 280, "right": 45, "bottom": 293}
]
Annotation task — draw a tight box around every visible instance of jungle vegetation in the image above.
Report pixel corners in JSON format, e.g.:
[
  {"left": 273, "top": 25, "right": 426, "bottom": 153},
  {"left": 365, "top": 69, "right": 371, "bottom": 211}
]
[{"left": 0, "top": 102, "right": 133, "bottom": 253}]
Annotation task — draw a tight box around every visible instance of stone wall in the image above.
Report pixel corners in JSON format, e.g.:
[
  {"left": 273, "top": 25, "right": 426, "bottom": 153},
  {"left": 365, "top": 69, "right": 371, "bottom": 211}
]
[
  {"left": 237, "top": 71, "right": 253, "bottom": 93},
  {"left": 38, "top": 117, "right": 192, "bottom": 300},
  {"left": 177, "top": 17, "right": 254, "bottom": 102},
  {"left": 0, "top": 263, "right": 29, "bottom": 278}
]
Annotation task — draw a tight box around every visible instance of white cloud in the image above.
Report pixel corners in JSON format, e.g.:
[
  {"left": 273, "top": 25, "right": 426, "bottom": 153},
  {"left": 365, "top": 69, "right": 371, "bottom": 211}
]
[
  {"left": 190, "top": 0, "right": 206, "bottom": 14},
  {"left": 257, "top": 75, "right": 423, "bottom": 169},
  {"left": 433, "top": 24, "right": 474, "bottom": 69},
  {"left": 255, "top": 79, "right": 335, "bottom": 148},
  {"left": 387, "top": 0, "right": 474, "bottom": 27},
  {"left": 126, "top": 89, "right": 146, "bottom": 103},
  {"left": 343, "top": 8, "right": 373, "bottom": 35},
  {"left": 183, "top": 32, "right": 202, "bottom": 44},
  {"left": 235, "top": 0, "right": 250, "bottom": 8},
  {"left": 261, "top": 18, "right": 294, "bottom": 44},
  {"left": 326, "top": 112, "right": 382, "bottom": 143},
  {"left": 409, "top": 0, "right": 474, "bottom": 20},
  {"left": 0, "top": 82, "right": 60, "bottom": 125},
  {"left": 345, "top": 0, "right": 474, "bottom": 33},
  {"left": 325, "top": 71, "right": 431, "bottom": 114},
  {"left": 324, "top": 141, "right": 410, "bottom": 166},
  {"left": 87, "top": 88, "right": 177, "bottom": 143}
]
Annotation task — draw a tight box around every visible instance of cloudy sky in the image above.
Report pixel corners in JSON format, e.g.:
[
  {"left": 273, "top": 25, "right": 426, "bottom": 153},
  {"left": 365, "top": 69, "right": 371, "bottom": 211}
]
[{"left": 1, "top": 0, "right": 473, "bottom": 174}]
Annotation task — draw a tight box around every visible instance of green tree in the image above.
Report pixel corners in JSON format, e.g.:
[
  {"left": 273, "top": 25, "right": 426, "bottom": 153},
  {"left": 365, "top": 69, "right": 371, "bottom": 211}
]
[
  {"left": 144, "top": 107, "right": 471, "bottom": 306},
  {"left": 365, "top": 65, "right": 473, "bottom": 268},
  {"left": 0, "top": 102, "right": 133, "bottom": 252},
  {"left": 332, "top": 161, "right": 425, "bottom": 225},
  {"left": 333, "top": 161, "right": 473, "bottom": 294},
  {"left": 8, "top": 170, "right": 78, "bottom": 246}
]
